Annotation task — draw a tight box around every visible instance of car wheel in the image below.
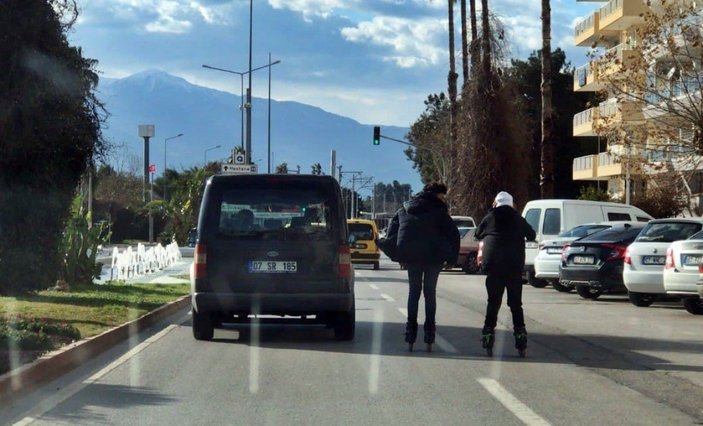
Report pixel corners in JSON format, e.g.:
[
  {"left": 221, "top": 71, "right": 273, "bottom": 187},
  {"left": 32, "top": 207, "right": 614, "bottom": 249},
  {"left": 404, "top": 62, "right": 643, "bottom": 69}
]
[
  {"left": 552, "top": 280, "right": 574, "bottom": 293},
  {"left": 628, "top": 291, "right": 656, "bottom": 307},
  {"left": 192, "top": 309, "right": 214, "bottom": 341},
  {"left": 462, "top": 253, "right": 479, "bottom": 275},
  {"left": 683, "top": 298, "right": 703, "bottom": 315},
  {"left": 334, "top": 301, "right": 356, "bottom": 341},
  {"left": 576, "top": 285, "right": 602, "bottom": 300},
  {"left": 373, "top": 262, "right": 380, "bottom": 270},
  {"left": 528, "top": 269, "right": 548, "bottom": 288}
]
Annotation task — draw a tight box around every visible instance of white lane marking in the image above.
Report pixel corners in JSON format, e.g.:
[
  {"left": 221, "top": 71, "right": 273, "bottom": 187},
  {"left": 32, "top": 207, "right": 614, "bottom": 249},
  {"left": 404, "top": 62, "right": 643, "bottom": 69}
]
[
  {"left": 369, "top": 284, "right": 380, "bottom": 290},
  {"left": 249, "top": 316, "right": 260, "bottom": 394},
  {"left": 396, "top": 308, "right": 457, "bottom": 353},
  {"left": 14, "top": 324, "right": 180, "bottom": 426},
  {"left": 380, "top": 293, "right": 395, "bottom": 302},
  {"left": 368, "top": 308, "right": 384, "bottom": 395},
  {"left": 477, "top": 378, "right": 551, "bottom": 426}
]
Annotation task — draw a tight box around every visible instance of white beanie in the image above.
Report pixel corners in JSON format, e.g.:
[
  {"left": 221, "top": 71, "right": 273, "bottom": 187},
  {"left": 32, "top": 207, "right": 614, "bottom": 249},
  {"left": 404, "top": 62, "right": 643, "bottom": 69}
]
[{"left": 494, "top": 191, "right": 513, "bottom": 207}]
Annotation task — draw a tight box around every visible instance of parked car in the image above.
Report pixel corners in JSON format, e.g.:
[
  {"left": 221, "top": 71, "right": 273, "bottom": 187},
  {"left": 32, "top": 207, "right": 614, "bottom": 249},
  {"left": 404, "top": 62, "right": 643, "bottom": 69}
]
[
  {"left": 522, "top": 199, "right": 653, "bottom": 288},
  {"left": 560, "top": 223, "right": 646, "bottom": 300},
  {"left": 662, "top": 229, "right": 703, "bottom": 315},
  {"left": 535, "top": 221, "right": 640, "bottom": 292},
  {"left": 452, "top": 215, "right": 476, "bottom": 228},
  {"left": 446, "top": 227, "right": 480, "bottom": 274},
  {"left": 624, "top": 218, "right": 703, "bottom": 307},
  {"left": 347, "top": 218, "right": 380, "bottom": 270},
  {"left": 186, "top": 227, "right": 197, "bottom": 247},
  {"left": 190, "top": 173, "right": 355, "bottom": 341}
]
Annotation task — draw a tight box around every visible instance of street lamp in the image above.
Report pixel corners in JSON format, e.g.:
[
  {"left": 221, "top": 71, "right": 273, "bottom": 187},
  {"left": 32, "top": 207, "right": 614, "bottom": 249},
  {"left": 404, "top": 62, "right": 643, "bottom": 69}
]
[
  {"left": 204, "top": 144, "right": 222, "bottom": 165},
  {"left": 201, "top": 59, "right": 281, "bottom": 164},
  {"left": 163, "top": 133, "right": 184, "bottom": 201}
]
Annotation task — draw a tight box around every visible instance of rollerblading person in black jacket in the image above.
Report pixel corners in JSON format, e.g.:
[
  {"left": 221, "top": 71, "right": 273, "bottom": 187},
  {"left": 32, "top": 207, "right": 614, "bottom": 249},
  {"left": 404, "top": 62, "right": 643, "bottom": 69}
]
[{"left": 475, "top": 191, "right": 536, "bottom": 357}]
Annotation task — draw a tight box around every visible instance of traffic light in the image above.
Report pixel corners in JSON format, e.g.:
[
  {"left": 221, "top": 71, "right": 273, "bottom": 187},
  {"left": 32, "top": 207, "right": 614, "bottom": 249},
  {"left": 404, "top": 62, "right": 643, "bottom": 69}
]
[{"left": 373, "top": 126, "right": 381, "bottom": 145}]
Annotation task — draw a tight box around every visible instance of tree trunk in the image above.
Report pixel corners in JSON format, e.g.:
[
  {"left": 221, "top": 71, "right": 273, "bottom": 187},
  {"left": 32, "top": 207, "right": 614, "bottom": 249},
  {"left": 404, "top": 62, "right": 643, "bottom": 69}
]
[
  {"left": 460, "top": 0, "right": 469, "bottom": 84},
  {"left": 540, "top": 0, "right": 555, "bottom": 198},
  {"left": 448, "top": 0, "right": 458, "bottom": 188},
  {"left": 481, "top": 0, "right": 491, "bottom": 77},
  {"left": 469, "top": 0, "right": 479, "bottom": 72}
]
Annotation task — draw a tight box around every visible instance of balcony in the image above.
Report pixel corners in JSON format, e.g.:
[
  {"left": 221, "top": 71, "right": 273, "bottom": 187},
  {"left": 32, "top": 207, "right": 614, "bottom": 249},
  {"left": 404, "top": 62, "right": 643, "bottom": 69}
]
[
  {"left": 573, "top": 62, "right": 603, "bottom": 92},
  {"left": 573, "top": 107, "right": 599, "bottom": 136},
  {"left": 599, "top": 0, "right": 647, "bottom": 31},
  {"left": 597, "top": 152, "right": 624, "bottom": 177},
  {"left": 574, "top": 11, "right": 619, "bottom": 47},
  {"left": 573, "top": 155, "right": 599, "bottom": 180},
  {"left": 598, "top": 43, "right": 642, "bottom": 79}
]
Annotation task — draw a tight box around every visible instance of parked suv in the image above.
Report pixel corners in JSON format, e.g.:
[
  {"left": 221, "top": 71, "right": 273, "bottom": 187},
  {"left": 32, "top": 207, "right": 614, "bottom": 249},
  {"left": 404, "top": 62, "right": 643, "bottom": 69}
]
[{"left": 190, "top": 174, "right": 355, "bottom": 341}]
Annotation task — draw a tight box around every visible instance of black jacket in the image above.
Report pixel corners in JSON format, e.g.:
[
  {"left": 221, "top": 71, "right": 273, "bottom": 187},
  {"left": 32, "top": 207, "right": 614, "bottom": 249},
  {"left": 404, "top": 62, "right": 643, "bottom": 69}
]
[
  {"left": 475, "top": 205, "right": 536, "bottom": 276},
  {"left": 385, "top": 192, "right": 460, "bottom": 265}
]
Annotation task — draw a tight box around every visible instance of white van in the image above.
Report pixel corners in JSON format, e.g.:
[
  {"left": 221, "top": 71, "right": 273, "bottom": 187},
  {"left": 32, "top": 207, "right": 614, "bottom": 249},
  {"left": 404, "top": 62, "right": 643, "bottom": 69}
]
[{"left": 521, "top": 199, "right": 653, "bottom": 287}]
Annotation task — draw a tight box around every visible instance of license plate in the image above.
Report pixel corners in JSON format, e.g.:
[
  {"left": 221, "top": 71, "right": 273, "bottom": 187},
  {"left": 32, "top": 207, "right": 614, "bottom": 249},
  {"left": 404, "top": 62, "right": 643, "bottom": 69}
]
[
  {"left": 354, "top": 243, "right": 368, "bottom": 249},
  {"left": 572, "top": 255, "right": 594, "bottom": 265},
  {"left": 681, "top": 255, "right": 703, "bottom": 266},
  {"left": 546, "top": 247, "right": 562, "bottom": 255},
  {"left": 642, "top": 256, "right": 665, "bottom": 265},
  {"left": 248, "top": 261, "right": 297, "bottom": 273},
  {"left": 526, "top": 242, "right": 539, "bottom": 249}
]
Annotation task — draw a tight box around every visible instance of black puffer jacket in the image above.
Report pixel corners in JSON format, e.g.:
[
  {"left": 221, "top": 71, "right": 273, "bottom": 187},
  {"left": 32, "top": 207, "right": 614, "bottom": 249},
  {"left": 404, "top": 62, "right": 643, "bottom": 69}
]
[
  {"left": 387, "top": 192, "right": 460, "bottom": 265},
  {"left": 475, "top": 205, "right": 536, "bottom": 277}
]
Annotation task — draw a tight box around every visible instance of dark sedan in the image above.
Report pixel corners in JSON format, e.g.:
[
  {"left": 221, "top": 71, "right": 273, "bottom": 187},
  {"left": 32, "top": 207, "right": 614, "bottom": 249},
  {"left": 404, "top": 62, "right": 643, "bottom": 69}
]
[{"left": 559, "top": 223, "right": 646, "bottom": 300}]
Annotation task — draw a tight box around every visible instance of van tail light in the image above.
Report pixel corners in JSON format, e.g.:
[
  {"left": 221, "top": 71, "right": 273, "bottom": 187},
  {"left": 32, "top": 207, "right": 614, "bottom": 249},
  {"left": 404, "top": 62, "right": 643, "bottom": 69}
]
[
  {"left": 698, "top": 263, "right": 703, "bottom": 274},
  {"left": 339, "top": 245, "right": 352, "bottom": 278},
  {"left": 624, "top": 247, "right": 632, "bottom": 265},
  {"left": 602, "top": 243, "right": 627, "bottom": 261},
  {"left": 665, "top": 247, "right": 674, "bottom": 270},
  {"left": 194, "top": 243, "right": 207, "bottom": 279}
]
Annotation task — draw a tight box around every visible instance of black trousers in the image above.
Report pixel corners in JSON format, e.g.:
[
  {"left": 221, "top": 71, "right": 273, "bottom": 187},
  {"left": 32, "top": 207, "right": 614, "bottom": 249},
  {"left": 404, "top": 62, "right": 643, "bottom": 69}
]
[
  {"left": 406, "top": 264, "right": 442, "bottom": 326},
  {"left": 483, "top": 273, "right": 525, "bottom": 330}
]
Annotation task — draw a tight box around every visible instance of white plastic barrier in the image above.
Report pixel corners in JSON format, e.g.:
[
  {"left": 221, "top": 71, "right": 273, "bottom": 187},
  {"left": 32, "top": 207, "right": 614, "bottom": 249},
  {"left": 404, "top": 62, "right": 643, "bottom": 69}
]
[{"left": 108, "top": 242, "right": 182, "bottom": 282}]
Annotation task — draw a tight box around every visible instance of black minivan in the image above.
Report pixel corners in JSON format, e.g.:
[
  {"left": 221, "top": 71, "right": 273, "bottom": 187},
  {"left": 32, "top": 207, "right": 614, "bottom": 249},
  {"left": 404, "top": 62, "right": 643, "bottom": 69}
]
[{"left": 191, "top": 174, "right": 355, "bottom": 341}]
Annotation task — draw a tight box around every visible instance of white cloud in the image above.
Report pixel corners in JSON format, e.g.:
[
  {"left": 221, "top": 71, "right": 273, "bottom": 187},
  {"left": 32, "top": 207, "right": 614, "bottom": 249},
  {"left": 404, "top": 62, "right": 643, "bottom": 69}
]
[
  {"left": 267, "top": 0, "right": 351, "bottom": 20},
  {"left": 341, "top": 17, "right": 446, "bottom": 68},
  {"left": 146, "top": 16, "right": 193, "bottom": 33}
]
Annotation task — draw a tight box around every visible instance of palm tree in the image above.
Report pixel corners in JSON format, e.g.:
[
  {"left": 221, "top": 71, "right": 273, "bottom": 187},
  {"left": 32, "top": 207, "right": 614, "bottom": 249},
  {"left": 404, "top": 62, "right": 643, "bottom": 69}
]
[
  {"left": 460, "top": 0, "right": 469, "bottom": 83},
  {"left": 481, "top": 0, "right": 491, "bottom": 75},
  {"left": 447, "top": 0, "right": 458, "bottom": 186},
  {"left": 469, "top": 0, "right": 478, "bottom": 71},
  {"left": 540, "top": 0, "right": 554, "bottom": 198}
]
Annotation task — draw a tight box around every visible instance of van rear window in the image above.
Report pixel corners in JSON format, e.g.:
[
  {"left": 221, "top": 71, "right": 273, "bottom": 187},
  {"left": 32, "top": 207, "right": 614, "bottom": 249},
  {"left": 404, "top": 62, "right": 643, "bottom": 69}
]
[
  {"left": 607, "top": 212, "right": 631, "bottom": 221},
  {"left": 542, "top": 208, "right": 561, "bottom": 235},
  {"left": 214, "top": 188, "right": 334, "bottom": 240}
]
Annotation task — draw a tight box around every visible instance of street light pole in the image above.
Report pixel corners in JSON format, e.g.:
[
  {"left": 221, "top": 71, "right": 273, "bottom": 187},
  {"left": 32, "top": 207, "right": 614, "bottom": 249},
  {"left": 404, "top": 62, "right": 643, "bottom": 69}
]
[
  {"left": 204, "top": 144, "right": 222, "bottom": 165},
  {"left": 268, "top": 52, "right": 272, "bottom": 173},
  {"left": 247, "top": 0, "right": 253, "bottom": 165},
  {"left": 163, "top": 133, "right": 184, "bottom": 201}
]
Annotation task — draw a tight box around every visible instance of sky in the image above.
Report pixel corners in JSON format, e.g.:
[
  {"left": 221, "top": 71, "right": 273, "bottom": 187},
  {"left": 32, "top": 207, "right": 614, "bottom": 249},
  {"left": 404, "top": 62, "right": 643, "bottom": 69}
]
[{"left": 70, "top": 0, "right": 596, "bottom": 128}]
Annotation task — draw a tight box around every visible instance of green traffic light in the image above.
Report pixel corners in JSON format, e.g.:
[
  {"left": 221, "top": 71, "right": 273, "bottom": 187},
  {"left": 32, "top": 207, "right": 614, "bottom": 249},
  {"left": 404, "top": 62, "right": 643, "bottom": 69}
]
[{"left": 373, "top": 126, "right": 380, "bottom": 146}]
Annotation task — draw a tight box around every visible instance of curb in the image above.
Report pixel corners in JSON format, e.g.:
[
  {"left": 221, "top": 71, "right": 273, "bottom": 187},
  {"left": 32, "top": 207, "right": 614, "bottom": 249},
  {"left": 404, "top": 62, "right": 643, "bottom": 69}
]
[{"left": 0, "top": 295, "right": 191, "bottom": 405}]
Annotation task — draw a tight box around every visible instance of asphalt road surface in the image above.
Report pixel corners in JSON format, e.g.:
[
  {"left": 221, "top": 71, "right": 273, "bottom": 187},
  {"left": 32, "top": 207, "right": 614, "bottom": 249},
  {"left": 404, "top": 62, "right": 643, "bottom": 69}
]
[{"left": 2, "top": 256, "right": 702, "bottom": 425}]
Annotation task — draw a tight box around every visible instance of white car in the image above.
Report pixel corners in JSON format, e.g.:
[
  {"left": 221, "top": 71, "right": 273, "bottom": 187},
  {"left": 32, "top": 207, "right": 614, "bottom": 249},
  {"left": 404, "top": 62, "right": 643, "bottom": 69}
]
[
  {"left": 624, "top": 218, "right": 703, "bottom": 307},
  {"left": 535, "top": 221, "right": 637, "bottom": 292},
  {"left": 663, "top": 230, "right": 703, "bottom": 315}
]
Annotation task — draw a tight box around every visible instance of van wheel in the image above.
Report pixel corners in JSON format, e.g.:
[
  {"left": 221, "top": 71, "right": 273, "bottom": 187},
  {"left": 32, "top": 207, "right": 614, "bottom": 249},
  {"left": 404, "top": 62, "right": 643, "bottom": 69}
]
[
  {"left": 373, "top": 262, "right": 380, "bottom": 270},
  {"left": 683, "top": 298, "right": 703, "bottom": 315},
  {"left": 628, "top": 291, "right": 656, "bottom": 307},
  {"left": 462, "top": 253, "right": 479, "bottom": 274},
  {"left": 334, "top": 301, "right": 356, "bottom": 341},
  {"left": 192, "top": 309, "right": 214, "bottom": 341},
  {"left": 552, "top": 280, "right": 573, "bottom": 293},
  {"left": 527, "top": 270, "right": 548, "bottom": 288},
  {"left": 576, "top": 285, "right": 602, "bottom": 300}
]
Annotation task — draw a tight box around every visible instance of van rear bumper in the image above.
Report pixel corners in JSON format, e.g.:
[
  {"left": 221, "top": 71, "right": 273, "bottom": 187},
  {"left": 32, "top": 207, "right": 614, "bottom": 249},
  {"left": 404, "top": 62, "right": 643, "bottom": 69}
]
[{"left": 192, "top": 292, "right": 354, "bottom": 314}]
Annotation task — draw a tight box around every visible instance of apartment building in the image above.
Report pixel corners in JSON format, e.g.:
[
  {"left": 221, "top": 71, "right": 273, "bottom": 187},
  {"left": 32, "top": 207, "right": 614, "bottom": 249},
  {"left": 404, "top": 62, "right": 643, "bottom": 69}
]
[{"left": 571, "top": 0, "right": 703, "bottom": 211}]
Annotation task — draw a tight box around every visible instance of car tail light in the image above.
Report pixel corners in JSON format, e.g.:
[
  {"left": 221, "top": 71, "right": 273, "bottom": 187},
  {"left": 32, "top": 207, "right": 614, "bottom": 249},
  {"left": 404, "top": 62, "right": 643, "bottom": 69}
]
[
  {"left": 602, "top": 243, "right": 627, "bottom": 261},
  {"left": 624, "top": 247, "right": 632, "bottom": 265},
  {"left": 665, "top": 247, "right": 674, "bottom": 270},
  {"left": 339, "top": 245, "right": 352, "bottom": 278},
  {"left": 699, "top": 263, "right": 703, "bottom": 274},
  {"left": 194, "top": 243, "right": 207, "bottom": 279},
  {"left": 561, "top": 244, "right": 571, "bottom": 262}
]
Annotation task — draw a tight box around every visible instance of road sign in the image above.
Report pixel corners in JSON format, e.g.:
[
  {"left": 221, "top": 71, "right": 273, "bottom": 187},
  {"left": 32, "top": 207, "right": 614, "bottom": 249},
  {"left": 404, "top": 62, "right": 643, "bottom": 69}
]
[
  {"left": 149, "top": 164, "right": 156, "bottom": 173},
  {"left": 234, "top": 153, "right": 246, "bottom": 164},
  {"left": 221, "top": 163, "right": 257, "bottom": 174}
]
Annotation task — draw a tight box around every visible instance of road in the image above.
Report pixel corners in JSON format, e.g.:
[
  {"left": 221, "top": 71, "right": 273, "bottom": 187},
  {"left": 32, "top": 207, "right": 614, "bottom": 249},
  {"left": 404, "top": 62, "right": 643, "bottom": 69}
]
[{"left": 2, "top": 256, "right": 703, "bottom": 425}]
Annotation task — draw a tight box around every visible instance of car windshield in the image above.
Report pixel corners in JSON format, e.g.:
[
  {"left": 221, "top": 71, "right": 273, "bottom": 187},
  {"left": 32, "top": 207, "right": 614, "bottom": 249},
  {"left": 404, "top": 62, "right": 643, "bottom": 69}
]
[
  {"left": 634, "top": 222, "right": 703, "bottom": 243},
  {"left": 557, "top": 224, "right": 610, "bottom": 238}
]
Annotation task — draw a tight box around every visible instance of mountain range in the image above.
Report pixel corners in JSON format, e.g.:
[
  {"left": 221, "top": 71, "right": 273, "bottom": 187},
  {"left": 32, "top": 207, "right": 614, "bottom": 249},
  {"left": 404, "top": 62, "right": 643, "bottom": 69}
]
[{"left": 97, "top": 70, "right": 422, "bottom": 192}]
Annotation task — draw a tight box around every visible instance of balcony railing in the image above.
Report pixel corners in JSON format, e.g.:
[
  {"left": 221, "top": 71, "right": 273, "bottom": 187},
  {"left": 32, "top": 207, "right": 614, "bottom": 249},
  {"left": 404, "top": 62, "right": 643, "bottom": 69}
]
[
  {"left": 575, "top": 13, "right": 596, "bottom": 38},
  {"left": 599, "top": 0, "right": 622, "bottom": 22},
  {"left": 598, "top": 152, "right": 617, "bottom": 167},
  {"left": 573, "top": 155, "right": 593, "bottom": 172},
  {"left": 574, "top": 108, "right": 596, "bottom": 128}
]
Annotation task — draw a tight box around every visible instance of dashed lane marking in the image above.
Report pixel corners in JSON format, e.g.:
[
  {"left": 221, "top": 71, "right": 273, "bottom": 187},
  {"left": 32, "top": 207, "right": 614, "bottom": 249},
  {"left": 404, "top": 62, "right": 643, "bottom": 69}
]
[
  {"left": 477, "top": 378, "right": 551, "bottom": 426},
  {"left": 380, "top": 293, "right": 395, "bottom": 302},
  {"left": 369, "top": 284, "right": 380, "bottom": 290}
]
